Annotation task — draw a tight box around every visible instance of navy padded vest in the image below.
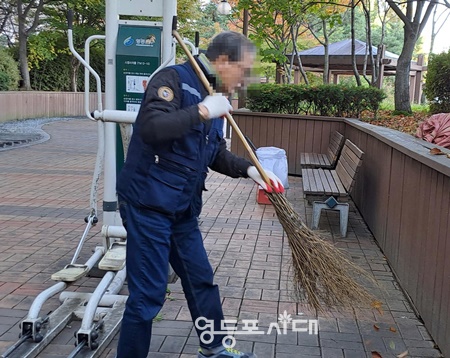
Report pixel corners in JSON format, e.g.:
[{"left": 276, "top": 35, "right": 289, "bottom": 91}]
[{"left": 117, "top": 62, "right": 224, "bottom": 217}]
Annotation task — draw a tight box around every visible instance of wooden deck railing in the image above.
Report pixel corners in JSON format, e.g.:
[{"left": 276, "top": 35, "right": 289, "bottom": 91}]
[{"left": 231, "top": 111, "right": 450, "bottom": 358}]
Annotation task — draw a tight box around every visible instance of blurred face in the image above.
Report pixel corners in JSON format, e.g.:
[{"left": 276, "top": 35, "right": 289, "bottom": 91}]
[{"left": 212, "top": 51, "right": 255, "bottom": 94}]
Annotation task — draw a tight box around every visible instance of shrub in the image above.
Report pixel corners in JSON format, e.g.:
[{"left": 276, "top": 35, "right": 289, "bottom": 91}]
[
  {"left": 424, "top": 51, "right": 450, "bottom": 114},
  {"left": 246, "top": 83, "right": 386, "bottom": 118},
  {"left": 30, "top": 50, "right": 105, "bottom": 92},
  {"left": 0, "top": 48, "right": 20, "bottom": 91}
]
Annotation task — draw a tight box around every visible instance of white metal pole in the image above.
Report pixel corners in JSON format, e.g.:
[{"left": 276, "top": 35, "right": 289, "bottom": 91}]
[
  {"left": 104, "top": 0, "right": 119, "bottom": 226},
  {"left": 162, "top": 0, "right": 177, "bottom": 65}
]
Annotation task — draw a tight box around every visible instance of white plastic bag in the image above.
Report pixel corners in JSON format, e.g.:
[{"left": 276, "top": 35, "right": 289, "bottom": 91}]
[{"left": 255, "top": 146, "right": 289, "bottom": 189}]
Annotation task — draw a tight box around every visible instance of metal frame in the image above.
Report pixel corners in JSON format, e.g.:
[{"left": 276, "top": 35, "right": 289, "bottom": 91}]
[{"left": 2, "top": 1, "right": 178, "bottom": 357}]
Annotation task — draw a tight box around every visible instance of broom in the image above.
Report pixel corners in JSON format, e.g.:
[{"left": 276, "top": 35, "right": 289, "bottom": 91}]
[{"left": 172, "top": 21, "right": 376, "bottom": 312}]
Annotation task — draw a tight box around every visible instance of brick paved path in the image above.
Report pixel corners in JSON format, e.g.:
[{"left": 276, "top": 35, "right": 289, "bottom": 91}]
[{"left": 0, "top": 119, "right": 443, "bottom": 358}]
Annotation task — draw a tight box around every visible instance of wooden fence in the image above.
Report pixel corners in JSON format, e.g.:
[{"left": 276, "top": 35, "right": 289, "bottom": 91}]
[
  {"left": 231, "top": 111, "right": 450, "bottom": 358},
  {"left": 0, "top": 92, "right": 101, "bottom": 123}
]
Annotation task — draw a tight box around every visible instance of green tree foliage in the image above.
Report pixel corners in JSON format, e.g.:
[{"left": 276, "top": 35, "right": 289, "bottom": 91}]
[
  {"left": 42, "top": 0, "right": 106, "bottom": 91},
  {"left": 424, "top": 51, "right": 450, "bottom": 114},
  {"left": 24, "top": 0, "right": 204, "bottom": 90},
  {"left": 0, "top": 47, "right": 20, "bottom": 91},
  {"left": 177, "top": 0, "right": 204, "bottom": 39},
  {"left": 236, "top": 0, "right": 307, "bottom": 83},
  {"left": 329, "top": 5, "right": 404, "bottom": 56}
]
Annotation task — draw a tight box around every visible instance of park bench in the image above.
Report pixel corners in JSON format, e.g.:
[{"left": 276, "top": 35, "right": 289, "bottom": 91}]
[
  {"left": 301, "top": 139, "right": 364, "bottom": 237},
  {"left": 300, "top": 131, "right": 345, "bottom": 169}
]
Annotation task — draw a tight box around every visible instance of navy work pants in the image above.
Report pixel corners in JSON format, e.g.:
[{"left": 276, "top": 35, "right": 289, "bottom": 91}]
[{"left": 116, "top": 200, "right": 225, "bottom": 358}]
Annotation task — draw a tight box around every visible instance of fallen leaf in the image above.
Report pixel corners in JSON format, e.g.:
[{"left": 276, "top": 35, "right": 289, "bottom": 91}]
[
  {"left": 389, "top": 340, "right": 396, "bottom": 350},
  {"left": 397, "top": 350, "right": 409, "bottom": 358},
  {"left": 373, "top": 324, "right": 380, "bottom": 331},
  {"left": 371, "top": 300, "right": 384, "bottom": 315},
  {"left": 389, "top": 326, "right": 397, "bottom": 332},
  {"left": 447, "top": 153, "right": 450, "bottom": 158},
  {"left": 430, "top": 147, "right": 445, "bottom": 155},
  {"left": 372, "top": 351, "right": 383, "bottom": 358}
]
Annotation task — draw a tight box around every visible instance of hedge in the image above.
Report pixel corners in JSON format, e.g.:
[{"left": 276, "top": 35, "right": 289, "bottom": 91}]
[
  {"left": 246, "top": 83, "right": 386, "bottom": 118},
  {"left": 424, "top": 51, "right": 450, "bottom": 114}
]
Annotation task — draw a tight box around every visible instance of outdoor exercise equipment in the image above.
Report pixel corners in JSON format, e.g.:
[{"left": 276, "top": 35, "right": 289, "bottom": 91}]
[{"left": 0, "top": 1, "right": 187, "bottom": 357}]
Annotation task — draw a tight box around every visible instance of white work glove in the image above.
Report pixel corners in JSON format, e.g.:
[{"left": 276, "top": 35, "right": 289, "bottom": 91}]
[
  {"left": 247, "top": 166, "right": 285, "bottom": 194},
  {"left": 199, "top": 95, "right": 233, "bottom": 119}
]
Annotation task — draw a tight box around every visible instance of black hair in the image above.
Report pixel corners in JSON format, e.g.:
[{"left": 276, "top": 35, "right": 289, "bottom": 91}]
[{"left": 205, "top": 31, "right": 256, "bottom": 62}]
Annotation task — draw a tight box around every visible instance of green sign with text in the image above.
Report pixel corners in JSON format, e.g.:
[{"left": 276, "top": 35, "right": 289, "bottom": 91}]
[
  {"left": 116, "top": 25, "right": 161, "bottom": 173},
  {"left": 116, "top": 25, "right": 161, "bottom": 112}
]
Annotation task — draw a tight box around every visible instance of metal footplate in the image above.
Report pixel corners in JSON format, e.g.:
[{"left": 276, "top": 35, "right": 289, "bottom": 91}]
[
  {"left": 98, "top": 242, "right": 126, "bottom": 271},
  {"left": 51, "top": 264, "right": 90, "bottom": 282}
]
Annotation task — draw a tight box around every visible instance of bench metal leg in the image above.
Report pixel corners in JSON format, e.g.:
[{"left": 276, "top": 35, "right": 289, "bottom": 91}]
[{"left": 312, "top": 198, "right": 350, "bottom": 237}]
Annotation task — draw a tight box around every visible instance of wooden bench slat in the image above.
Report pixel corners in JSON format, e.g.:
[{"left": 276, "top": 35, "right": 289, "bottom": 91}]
[
  {"left": 302, "top": 168, "right": 311, "bottom": 193},
  {"left": 308, "top": 168, "right": 320, "bottom": 193},
  {"left": 300, "top": 131, "right": 345, "bottom": 169},
  {"left": 335, "top": 161, "right": 353, "bottom": 192},
  {"left": 344, "top": 138, "right": 364, "bottom": 159},
  {"left": 313, "top": 154, "right": 320, "bottom": 166},
  {"left": 331, "top": 170, "right": 347, "bottom": 195},
  {"left": 302, "top": 139, "right": 364, "bottom": 203},
  {"left": 326, "top": 131, "right": 345, "bottom": 164},
  {"left": 339, "top": 149, "right": 358, "bottom": 180},
  {"left": 324, "top": 169, "right": 341, "bottom": 195},
  {"left": 317, "top": 169, "right": 333, "bottom": 195},
  {"left": 341, "top": 145, "right": 360, "bottom": 172},
  {"left": 318, "top": 154, "right": 330, "bottom": 166},
  {"left": 312, "top": 169, "right": 325, "bottom": 195},
  {"left": 304, "top": 153, "right": 312, "bottom": 165}
]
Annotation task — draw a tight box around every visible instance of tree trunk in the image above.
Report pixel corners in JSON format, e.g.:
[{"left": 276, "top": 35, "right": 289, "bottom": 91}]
[
  {"left": 351, "top": 0, "right": 361, "bottom": 86},
  {"left": 71, "top": 57, "right": 80, "bottom": 92},
  {"left": 291, "top": 27, "right": 309, "bottom": 85},
  {"left": 322, "top": 20, "right": 329, "bottom": 84},
  {"left": 386, "top": 0, "right": 437, "bottom": 113},
  {"left": 394, "top": 28, "right": 417, "bottom": 113},
  {"left": 17, "top": 0, "right": 31, "bottom": 90},
  {"left": 18, "top": 32, "right": 30, "bottom": 89}
]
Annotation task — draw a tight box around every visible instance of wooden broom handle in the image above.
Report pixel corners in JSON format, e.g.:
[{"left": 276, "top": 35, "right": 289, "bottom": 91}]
[{"left": 172, "top": 28, "right": 271, "bottom": 186}]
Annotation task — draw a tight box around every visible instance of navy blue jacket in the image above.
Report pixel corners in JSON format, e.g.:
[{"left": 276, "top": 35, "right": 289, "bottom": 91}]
[{"left": 117, "top": 60, "right": 251, "bottom": 217}]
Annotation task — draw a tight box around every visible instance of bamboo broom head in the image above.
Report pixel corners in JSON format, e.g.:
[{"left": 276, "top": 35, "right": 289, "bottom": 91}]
[{"left": 266, "top": 192, "right": 377, "bottom": 312}]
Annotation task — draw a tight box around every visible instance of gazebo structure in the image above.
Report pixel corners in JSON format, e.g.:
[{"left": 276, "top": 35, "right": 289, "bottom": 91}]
[{"left": 287, "top": 39, "right": 426, "bottom": 103}]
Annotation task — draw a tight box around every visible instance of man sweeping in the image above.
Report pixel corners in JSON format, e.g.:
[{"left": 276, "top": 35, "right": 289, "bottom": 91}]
[{"left": 115, "top": 31, "right": 284, "bottom": 358}]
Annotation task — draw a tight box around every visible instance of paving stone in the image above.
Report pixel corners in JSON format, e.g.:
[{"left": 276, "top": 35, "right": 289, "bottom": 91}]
[
  {"left": 395, "top": 320, "right": 425, "bottom": 340},
  {"left": 319, "top": 338, "right": 365, "bottom": 350},
  {"left": 318, "top": 318, "right": 339, "bottom": 332},
  {"left": 382, "top": 336, "right": 408, "bottom": 354},
  {"left": 406, "top": 347, "right": 444, "bottom": 357},
  {"left": 321, "top": 347, "right": 345, "bottom": 358},
  {"left": 149, "top": 335, "right": 165, "bottom": 351},
  {"left": 337, "top": 318, "right": 359, "bottom": 333},
  {"left": 320, "top": 332, "right": 362, "bottom": 343},
  {"left": 343, "top": 348, "right": 368, "bottom": 358},
  {"left": 159, "top": 336, "right": 187, "bottom": 353},
  {"left": 276, "top": 343, "right": 320, "bottom": 356},
  {"left": 253, "top": 342, "right": 275, "bottom": 358}
]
